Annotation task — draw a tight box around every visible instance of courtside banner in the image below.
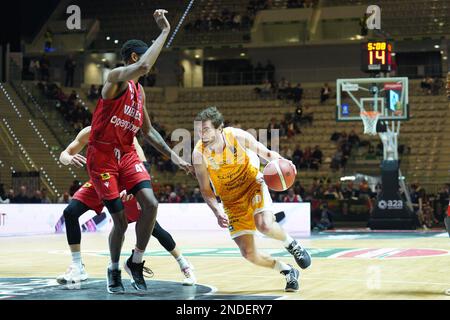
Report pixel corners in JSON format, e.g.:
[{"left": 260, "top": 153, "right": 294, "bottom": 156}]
[{"left": 0, "top": 203, "right": 310, "bottom": 237}]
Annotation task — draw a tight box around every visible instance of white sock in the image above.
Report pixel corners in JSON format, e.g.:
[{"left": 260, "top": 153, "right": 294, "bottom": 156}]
[
  {"left": 273, "top": 260, "right": 291, "bottom": 273},
  {"left": 283, "top": 234, "right": 295, "bottom": 248},
  {"left": 176, "top": 255, "right": 190, "bottom": 270},
  {"left": 109, "top": 262, "right": 119, "bottom": 270},
  {"left": 132, "top": 248, "right": 144, "bottom": 264},
  {"left": 71, "top": 251, "right": 82, "bottom": 268}
]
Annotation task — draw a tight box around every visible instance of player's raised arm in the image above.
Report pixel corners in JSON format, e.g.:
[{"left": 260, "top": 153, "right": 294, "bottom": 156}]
[
  {"left": 192, "top": 149, "right": 229, "bottom": 228},
  {"left": 233, "top": 127, "right": 296, "bottom": 172},
  {"left": 59, "top": 126, "right": 90, "bottom": 167},
  {"left": 104, "top": 10, "right": 170, "bottom": 86}
]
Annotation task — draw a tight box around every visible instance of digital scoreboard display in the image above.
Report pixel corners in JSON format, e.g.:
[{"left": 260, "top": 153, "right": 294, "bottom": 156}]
[{"left": 361, "top": 41, "right": 392, "bottom": 73}]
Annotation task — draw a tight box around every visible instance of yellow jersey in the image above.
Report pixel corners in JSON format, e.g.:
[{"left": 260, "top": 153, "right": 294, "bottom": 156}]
[{"left": 194, "top": 127, "right": 261, "bottom": 203}]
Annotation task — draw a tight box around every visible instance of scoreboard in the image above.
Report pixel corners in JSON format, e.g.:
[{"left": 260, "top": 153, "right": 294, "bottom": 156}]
[{"left": 361, "top": 41, "right": 392, "bottom": 73}]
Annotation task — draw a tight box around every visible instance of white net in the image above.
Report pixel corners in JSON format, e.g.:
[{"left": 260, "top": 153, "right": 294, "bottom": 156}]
[{"left": 360, "top": 111, "right": 380, "bottom": 135}]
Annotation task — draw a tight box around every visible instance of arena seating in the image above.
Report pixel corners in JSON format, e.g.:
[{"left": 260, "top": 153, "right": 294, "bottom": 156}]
[
  {"left": 2, "top": 78, "right": 447, "bottom": 200},
  {"left": 0, "top": 83, "right": 89, "bottom": 198}
]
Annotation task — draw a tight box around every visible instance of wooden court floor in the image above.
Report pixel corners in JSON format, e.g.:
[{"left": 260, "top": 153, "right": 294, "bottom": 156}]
[{"left": 0, "top": 229, "right": 449, "bottom": 300}]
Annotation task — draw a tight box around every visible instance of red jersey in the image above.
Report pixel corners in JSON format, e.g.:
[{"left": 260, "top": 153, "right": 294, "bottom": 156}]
[{"left": 89, "top": 80, "right": 144, "bottom": 151}]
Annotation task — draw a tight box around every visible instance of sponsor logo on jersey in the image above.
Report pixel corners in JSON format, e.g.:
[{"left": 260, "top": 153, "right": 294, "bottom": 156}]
[
  {"left": 100, "top": 173, "right": 110, "bottom": 180},
  {"left": 83, "top": 182, "right": 92, "bottom": 188},
  {"left": 104, "top": 181, "right": 110, "bottom": 188}
]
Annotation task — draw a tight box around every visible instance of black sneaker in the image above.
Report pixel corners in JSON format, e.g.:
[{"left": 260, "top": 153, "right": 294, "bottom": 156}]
[
  {"left": 107, "top": 268, "right": 124, "bottom": 294},
  {"left": 281, "top": 265, "right": 299, "bottom": 292},
  {"left": 124, "top": 251, "right": 147, "bottom": 291},
  {"left": 286, "top": 240, "right": 311, "bottom": 269}
]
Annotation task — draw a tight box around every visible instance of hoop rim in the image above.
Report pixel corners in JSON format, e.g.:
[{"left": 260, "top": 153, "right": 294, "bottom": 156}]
[{"left": 360, "top": 111, "right": 381, "bottom": 118}]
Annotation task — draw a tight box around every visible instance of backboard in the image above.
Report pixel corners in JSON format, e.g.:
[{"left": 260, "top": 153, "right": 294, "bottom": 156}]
[{"left": 336, "top": 77, "right": 409, "bottom": 122}]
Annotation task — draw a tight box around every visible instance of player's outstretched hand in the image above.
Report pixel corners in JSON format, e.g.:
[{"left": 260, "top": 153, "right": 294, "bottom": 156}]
[
  {"left": 69, "top": 154, "right": 87, "bottom": 168},
  {"left": 286, "top": 159, "right": 297, "bottom": 175},
  {"left": 154, "top": 9, "right": 170, "bottom": 32},
  {"left": 216, "top": 211, "right": 229, "bottom": 228},
  {"left": 177, "top": 158, "right": 195, "bottom": 176}
]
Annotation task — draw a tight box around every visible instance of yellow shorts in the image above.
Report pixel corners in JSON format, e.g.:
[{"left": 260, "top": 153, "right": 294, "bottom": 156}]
[{"left": 222, "top": 180, "right": 273, "bottom": 239}]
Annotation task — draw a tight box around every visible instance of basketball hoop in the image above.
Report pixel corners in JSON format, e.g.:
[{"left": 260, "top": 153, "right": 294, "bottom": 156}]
[{"left": 360, "top": 111, "right": 380, "bottom": 135}]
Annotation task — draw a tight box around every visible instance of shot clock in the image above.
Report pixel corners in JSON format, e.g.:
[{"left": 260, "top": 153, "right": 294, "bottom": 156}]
[{"left": 361, "top": 41, "right": 392, "bottom": 73}]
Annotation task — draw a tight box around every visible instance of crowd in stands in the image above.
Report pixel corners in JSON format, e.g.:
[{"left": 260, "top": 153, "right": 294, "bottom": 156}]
[
  {"left": 283, "top": 144, "right": 323, "bottom": 170},
  {"left": 0, "top": 185, "right": 53, "bottom": 204},
  {"left": 286, "top": 0, "right": 317, "bottom": 9},
  {"left": 184, "top": 8, "right": 253, "bottom": 33},
  {"left": 37, "top": 82, "right": 92, "bottom": 131},
  {"left": 420, "top": 76, "right": 444, "bottom": 95},
  {"left": 183, "top": 0, "right": 318, "bottom": 34}
]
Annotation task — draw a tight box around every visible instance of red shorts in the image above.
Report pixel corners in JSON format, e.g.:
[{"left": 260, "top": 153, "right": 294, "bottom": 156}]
[
  {"left": 73, "top": 181, "right": 142, "bottom": 222},
  {"left": 86, "top": 144, "right": 151, "bottom": 201}
]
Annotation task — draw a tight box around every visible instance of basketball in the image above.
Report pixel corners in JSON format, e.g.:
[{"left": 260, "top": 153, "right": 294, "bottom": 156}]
[{"left": 263, "top": 158, "right": 296, "bottom": 192}]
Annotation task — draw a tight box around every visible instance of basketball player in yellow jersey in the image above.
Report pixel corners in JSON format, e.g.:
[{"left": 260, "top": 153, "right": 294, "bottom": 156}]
[{"left": 192, "top": 107, "right": 311, "bottom": 292}]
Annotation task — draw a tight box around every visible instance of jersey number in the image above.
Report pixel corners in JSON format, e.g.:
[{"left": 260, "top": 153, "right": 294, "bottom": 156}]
[{"left": 135, "top": 163, "right": 146, "bottom": 172}]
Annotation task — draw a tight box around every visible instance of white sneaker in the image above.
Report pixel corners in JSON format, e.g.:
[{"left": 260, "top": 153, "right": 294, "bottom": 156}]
[
  {"left": 181, "top": 263, "right": 197, "bottom": 286},
  {"left": 56, "top": 263, "right": 89, "bottom": 285}
]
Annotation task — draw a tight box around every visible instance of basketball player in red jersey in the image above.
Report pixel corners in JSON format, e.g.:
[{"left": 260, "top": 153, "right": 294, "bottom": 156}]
[
  {"left": 56, "top": 126, "right": 196, "bottom": 287},
  {"left": 87, "top": 9, "right": 192, "bottom": 293}
]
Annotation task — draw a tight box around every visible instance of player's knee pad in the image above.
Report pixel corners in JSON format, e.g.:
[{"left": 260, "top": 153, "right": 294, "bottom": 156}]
[
  {"left": 63, "top": 200, "right": 88, "bottom": 222},
  {"left": 129, "top": 180, "right": 152, "bottom": 196},
  {"left": 103, "top": 197, "right": 124, "bottom": 214}
]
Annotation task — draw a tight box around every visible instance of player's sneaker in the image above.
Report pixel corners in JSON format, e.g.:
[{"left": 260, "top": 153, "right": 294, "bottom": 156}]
[
  {"left": 124, "top": 251, "right": 147, "bottom": 291},
  {"left": 281, "top": 265, "right": 300, "bottom": 292},
  {"left": 286, "top": 240, "right": 311, "bottom": 269},
  {"left": 181, "top": 263, "right": 197, "bottom": 286},
  {"left": 107, "top": 268, "right": 124, "bottom": 294},
  {"left": 56, "top": 263, "right": 88, "bottom": 285}
]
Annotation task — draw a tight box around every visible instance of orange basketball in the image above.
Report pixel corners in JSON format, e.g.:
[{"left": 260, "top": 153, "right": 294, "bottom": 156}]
[{"left": 263, "top": 158, "right": 296, "bottom": 192}]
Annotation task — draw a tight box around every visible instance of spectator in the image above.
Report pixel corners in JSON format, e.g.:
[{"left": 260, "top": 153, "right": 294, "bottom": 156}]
[
  {"left": 312, "top": 202, "right": 334, "bottom": 231},
  {"left": 88, "top": 85, "right": 98, "bottom": 100},
  {"left": 437, "top": 184, "right": 450, "bottom": 222},
  {"left": 69, "top": 180, "right": 82, "bottom": 197},
  {"left": 190, "top": 187, "right": 204, "bottom": 203},
  {"left": 292, "top": 145, "right": 303, "bottom": 169},
  {"left": 30, "top": 190, "right": 42, "bottom": 203},
  {"left": 44, "top": 28, "right": 53, "bottom": 52},
  {"left": 40, "top": 54, "right": 50, "bottom": 81},
  {"left": 29, "top": 59, "right": 40, "bottom": 80},
  {"left": 168, "top": 192, "right": 181, "bottom": 203},
  {"left": 348, "top": 130, "right": 360, "bottom": 147},
  {"left": 254, "top": 79, "right": 272, "bottom": 99},
  {"left": 283, "top": 188, "right": 302, "bottom": 202},
  {"left": 320, "top": 83, "right": 331, "bottom": 104},
  {"left": 13, "top": 186, "right": 30, "bottom": 203},
  {"left": 64, "top": 55, "right": 76, "bottom": 87},
  {"left": 302, "top": 146, "right": 312, "bottom": 169},
  {"left": 281, "top": 145, "right": 293, "bottom": 160},
  {"left": 292, "top": 83, "right": 303, "bottom": 104},
  {"left": 41, "top": 188, "right": 51, "bottom": 204},
  {"left": 311, "top": 145, "right": 323, "bottom": 170},
  {"left": 330, "top": 149, "right": 343, "bottom": 171},
  {"left": 342, "top": 181, "right": 358, "bottom": 200},
  {"left": 3, "top": 189, "right": 15, "bottom": 203},
  {"left": 330, "top": 131, "right": 341, "bottom": 142},
  {"left": 58, "top": 192, "right": 72, "bottom": 204}
]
